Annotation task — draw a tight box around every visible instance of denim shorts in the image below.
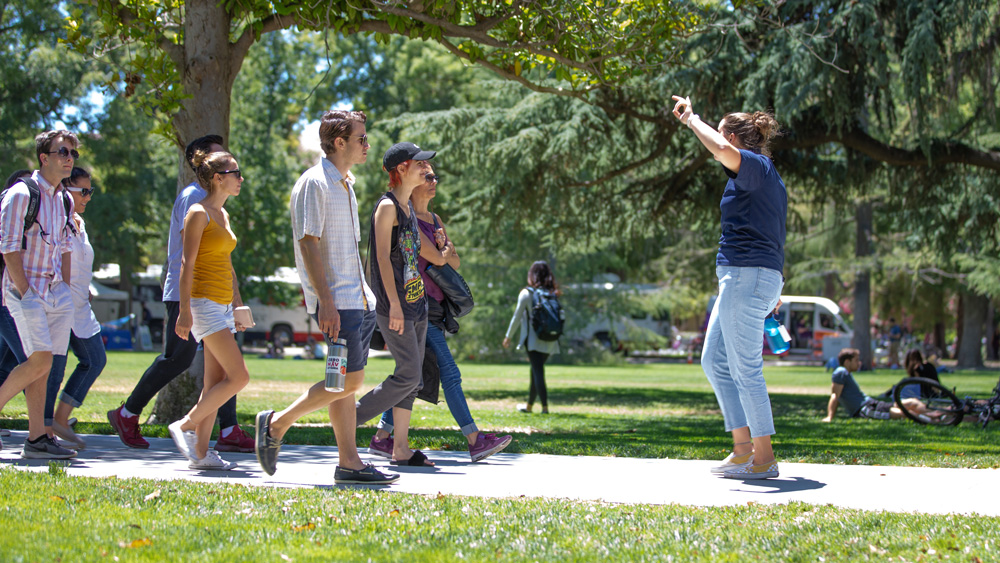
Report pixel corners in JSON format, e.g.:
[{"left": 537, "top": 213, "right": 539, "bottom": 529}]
[
  {"left": 190, "top": 297, "right": 235, "bottom": 342},
  {"left": 311, "top": 309, "right": 376, "bottom": 373}
]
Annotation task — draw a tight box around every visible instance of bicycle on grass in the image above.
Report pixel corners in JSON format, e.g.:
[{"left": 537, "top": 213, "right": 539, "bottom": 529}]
[{"left": 892, "top": 375, "right": 1000, "bottom": 428}]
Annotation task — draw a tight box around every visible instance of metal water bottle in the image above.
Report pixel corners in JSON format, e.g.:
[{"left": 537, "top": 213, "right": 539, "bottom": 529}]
[
  {"left": 764, "top": 314, "right": 791, "bottom": 355},
  {"left": 325, "top": 338, "right": 348, "bottom": 392}
]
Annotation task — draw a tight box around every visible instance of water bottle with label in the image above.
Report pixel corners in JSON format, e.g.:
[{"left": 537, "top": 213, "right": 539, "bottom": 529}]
[
  {"left": 325, "top": 338, "right": 348, "bottom": 392},
  {"left": 764, "top": 313, "right": 791, "bottom": 354}
]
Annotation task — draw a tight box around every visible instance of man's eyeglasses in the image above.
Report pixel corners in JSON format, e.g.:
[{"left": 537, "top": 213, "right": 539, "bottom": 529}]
[
  {"left": 347, "top": 134, "right": 368, "bottom": 146},
  {"left": 67, "top": 187, "right": 95, "bottom": 197},
  {"left": 46, "top": 147, "right": 79, "bottom": 160},
  {"left": 425, "top": 174, "right": 440, "bottom": 183},
  {"left": 217, "top": 169, "right": 241, "bottom": 177}
]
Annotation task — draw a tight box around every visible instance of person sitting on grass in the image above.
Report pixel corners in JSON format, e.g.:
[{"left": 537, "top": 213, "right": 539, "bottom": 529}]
[{"left": 822, "top": 348, "right": 929, "bottom": 422}]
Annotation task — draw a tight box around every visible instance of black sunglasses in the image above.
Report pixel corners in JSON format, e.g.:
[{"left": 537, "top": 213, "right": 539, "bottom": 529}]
[
  {"left": 346, "top": 134, "right": 368, "bottom": 146},
  {"left": 46, "top": 147, "right": 80, "bottom": 160},
  {"left": 425, "top": 174, "right": 440, "bottom": 183},
  {"left": 67, "top": 187, "right": 95, "bottom": 197},
  {"left": 217, "top": 169, "right": 241, "bottom": 177}
]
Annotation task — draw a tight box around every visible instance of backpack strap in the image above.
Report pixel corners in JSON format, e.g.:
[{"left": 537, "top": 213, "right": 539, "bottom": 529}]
[
  {"left": 14, "top": 177, "right": 42, "bottom": 250},
  {"left": 62, "top": 190, "right": 77, "bottom": 236}
]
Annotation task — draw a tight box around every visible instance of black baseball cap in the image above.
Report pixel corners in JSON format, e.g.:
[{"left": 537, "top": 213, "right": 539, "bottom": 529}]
[{"left": 382, "top": 142, "right": 436, "bottom": 172}]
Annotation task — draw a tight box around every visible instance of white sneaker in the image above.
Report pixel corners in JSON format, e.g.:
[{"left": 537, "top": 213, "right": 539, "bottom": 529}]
[
  {"left": 189, "top": 450, "right": 237, "bottom": 471},
  {"left": 710, "top": 451, "right": 754, "bottom": 474},
  {"left": 168, "top": 420, "right": 200, "bottom": 462}
]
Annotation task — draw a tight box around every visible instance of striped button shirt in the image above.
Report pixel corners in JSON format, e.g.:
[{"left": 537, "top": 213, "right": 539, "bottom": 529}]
[
  {"left": 0, "top": 171, "right": 74, "bottom": 303},
  {"left": 290, "top": 158, "right": 376, "bottom": 313}
]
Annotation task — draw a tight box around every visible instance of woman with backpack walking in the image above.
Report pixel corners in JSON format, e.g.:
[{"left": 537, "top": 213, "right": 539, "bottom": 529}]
[
  {"left": 503, "top": 261, "right": 561, "bottom": 414},
  {"left": 671, "top": 95, "right": 787, "bottom": 480}
]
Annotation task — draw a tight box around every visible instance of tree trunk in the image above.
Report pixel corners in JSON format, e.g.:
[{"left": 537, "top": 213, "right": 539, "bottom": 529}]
[
  {"left": 149, "top": 347, "right": 204, "bottom": 424},
  {"left": 153, "top": 0, "right": 241, "bottom": 418},
  {"left": 852, "top": 200, "right": 873, "bottom": 370},
  {"left": 986, "top": 301, "right": 997, "bottom": 361},
  {"left": 932, "top": 287, "right": 947, "bottom": 359},
  {"left": 956, "top": 290, "right": 986, "bottom": 369}
]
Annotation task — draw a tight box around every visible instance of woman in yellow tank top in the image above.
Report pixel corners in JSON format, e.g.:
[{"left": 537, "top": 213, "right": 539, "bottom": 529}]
[{"left": 167, "top": 149, "right": 250, "bottom": 470}]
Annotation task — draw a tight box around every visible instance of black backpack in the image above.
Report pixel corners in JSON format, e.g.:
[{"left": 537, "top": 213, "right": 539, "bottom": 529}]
[
  {"left": 0, "top": 177, "right": 75, "bottom": 275},
  {"left": 529, "top": 287, "right": 564, "bottom": 341}
]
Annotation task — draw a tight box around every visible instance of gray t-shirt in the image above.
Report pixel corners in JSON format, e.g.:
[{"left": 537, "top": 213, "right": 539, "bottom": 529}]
[{"left": 832, "top": 366, "right": 869, "bottom": 417}]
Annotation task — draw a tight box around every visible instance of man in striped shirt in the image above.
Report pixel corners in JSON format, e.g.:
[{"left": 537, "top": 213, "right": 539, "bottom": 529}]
[{"left": 0, "top": 130, "right": 78, "bottom": 459}]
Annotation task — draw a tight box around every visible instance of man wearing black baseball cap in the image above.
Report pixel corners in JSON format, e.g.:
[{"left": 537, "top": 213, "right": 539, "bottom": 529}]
[{"left": 382, "top": 142, "right": 436, "bottom": 172}]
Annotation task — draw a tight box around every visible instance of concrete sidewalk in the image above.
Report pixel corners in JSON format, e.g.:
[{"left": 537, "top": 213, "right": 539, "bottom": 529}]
[{"left": 1, "top": 430, "right": 997, "bottom": 516}]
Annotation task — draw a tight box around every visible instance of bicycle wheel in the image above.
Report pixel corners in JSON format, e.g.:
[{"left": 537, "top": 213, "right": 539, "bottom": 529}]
[{"left": 893, "top": 377, "right": 964, "bottom": 426}]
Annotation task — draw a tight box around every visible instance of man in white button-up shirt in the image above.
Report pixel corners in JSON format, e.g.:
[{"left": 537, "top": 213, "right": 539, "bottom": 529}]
[
  {"left": 255, "top": 110, "right": 398, "bottom": 484},
  {"left": 0, "top": 130, "right": 77, "bottom": 459}
]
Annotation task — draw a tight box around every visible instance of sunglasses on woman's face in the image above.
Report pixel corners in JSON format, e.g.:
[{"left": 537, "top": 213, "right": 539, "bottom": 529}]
[
  {"left": 67, "top": 187, "right": 95, "bottom": 197},
  {"left": 425, "top": 174, "right": 439, "bottom": 183}
]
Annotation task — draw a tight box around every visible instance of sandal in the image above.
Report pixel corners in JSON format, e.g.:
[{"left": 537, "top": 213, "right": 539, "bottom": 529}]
[{"left": 391, "top": 449, "right": 434, "bottom": 467}]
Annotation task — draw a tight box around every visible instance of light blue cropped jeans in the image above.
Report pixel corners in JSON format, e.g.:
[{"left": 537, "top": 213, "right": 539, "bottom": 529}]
[{"left": 701, "top": 265, "right": 784, "bottom": 438}]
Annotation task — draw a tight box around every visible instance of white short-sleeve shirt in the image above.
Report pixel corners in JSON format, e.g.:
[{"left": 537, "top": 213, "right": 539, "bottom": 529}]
[{"left": 290, "top": 158, "right": 375, "bottom": 313}]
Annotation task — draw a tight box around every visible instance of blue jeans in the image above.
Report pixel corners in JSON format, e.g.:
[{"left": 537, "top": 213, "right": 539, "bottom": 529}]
[
  {"left": 0, "top": 305, "right": 28, "bottom": 387},
  {"left": 45, "top": 331, "right": 107, "bottom": 425},
  {"left": 701, "top": 266, "right": 783, "bottom": 438},
  {"left": 380, "top": 324, "right": 478, "bottom": 436}
]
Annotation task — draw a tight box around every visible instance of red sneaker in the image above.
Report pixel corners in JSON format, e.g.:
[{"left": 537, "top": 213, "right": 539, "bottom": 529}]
[
  {"left": 107, "top": 405, "right": 150, "bottom": 449},
  {"left": 214, "top": 425, "right": 254, "bottom": 453}
]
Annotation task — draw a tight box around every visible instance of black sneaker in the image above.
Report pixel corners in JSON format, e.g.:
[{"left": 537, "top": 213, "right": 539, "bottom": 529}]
[
  {"left": 254, "top": 410, "right": 281, "bottom": 476},
  {"left": 21, "top": 435, "right": 77, "bottom": 459},
  {"left": 334, "top": 463, "right": 400, "bottom": 484}
]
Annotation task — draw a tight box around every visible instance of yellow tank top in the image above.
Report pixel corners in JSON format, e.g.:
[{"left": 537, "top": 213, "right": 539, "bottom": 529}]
[{"left": 191, "top": 214, "right": 237, "bottom": 304}]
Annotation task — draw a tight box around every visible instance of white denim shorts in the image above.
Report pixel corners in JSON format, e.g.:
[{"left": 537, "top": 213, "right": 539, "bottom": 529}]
[
  {"left": 190, "top": 297, "right": 235, "bottom": 342},
  {"left": 5, "top": 282, "right": 73, "bottom": 358}
]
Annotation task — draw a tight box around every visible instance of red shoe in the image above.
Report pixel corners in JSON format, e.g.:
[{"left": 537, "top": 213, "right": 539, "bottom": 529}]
[
  {"left": 107, "top": 405, "right": 150, "bottom": 449},
  {"left": 214, "top": 425, "right": 254, "bottom": 453}
]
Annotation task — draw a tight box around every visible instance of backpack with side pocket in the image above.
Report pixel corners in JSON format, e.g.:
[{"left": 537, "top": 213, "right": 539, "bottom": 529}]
[
  {"left": 0, "top": 177, "right": 75, "bottom": 276},
  {"left": 529, "top": 287, "right": 565, "bottom": 341}
]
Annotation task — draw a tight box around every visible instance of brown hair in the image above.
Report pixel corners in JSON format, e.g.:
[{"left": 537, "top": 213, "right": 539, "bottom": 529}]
[
  {"left": 318, "top": 110, "right": 367, "bottom": 155},
  {"left": 904, "top": 349, "right": 924, "bottom": 378},
  {"left": 838, "top": 348, "right": 860, "bottom": 367},
  {"left": 185, "top": 134, "right": 224, "bottom": 171},
  {"left": 721, "top": 111, "right": 781, "bottom": 157},
  {"left": 191, "top": 149, "right": 235, "bottom": 193},
  {"left": 528, "top": 261, "right": 560, "bottom": 295},
  {"left": 35, "top": 130, "right": 80, "bottom": 167}
]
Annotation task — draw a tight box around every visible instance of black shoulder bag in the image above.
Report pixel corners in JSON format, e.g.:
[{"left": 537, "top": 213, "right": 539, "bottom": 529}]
[{"left": 423, "top": 214, "right": 474, "bottom": 318}]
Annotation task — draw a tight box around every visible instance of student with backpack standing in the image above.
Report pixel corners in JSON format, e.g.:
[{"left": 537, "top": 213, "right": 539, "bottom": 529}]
[{"left": 503, "top": 261, "right": 562, "bottom": 414}]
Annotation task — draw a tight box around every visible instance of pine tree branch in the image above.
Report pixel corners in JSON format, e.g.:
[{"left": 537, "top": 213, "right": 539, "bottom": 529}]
[{"left": 779, "top": 117, "right": 1000, "bottom": 170}]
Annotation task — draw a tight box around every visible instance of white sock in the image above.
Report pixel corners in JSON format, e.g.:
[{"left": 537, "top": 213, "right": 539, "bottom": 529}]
[
  {"left": 221, "top": 425, "right": 235, "bottom": 438},
  {"left": 120, "top": 406, "right": 137, "bottom": 418}
]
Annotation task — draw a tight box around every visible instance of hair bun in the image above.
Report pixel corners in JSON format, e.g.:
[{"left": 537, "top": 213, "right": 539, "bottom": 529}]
[{"left": 751, "top": 111, "right": 780, "bottom": 143}]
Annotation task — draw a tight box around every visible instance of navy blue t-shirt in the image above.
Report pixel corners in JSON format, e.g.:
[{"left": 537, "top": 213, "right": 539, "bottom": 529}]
[{"left": 717, "top": 150, "right": 787, "bottom": 272}]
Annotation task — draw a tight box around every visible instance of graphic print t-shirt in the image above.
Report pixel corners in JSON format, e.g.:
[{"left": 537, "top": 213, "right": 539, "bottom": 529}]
[{"left": 371, "top": 192, "right": 426, "bottom": 321}]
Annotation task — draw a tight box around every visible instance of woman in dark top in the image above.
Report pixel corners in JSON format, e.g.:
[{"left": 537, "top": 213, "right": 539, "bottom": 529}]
[
  {"left": 904, "top": 349, "right": 941, "bottom": 397},
  {"left": 355, "top": 142, "right": 434, "bottom": 467},
  {"left": 672, "top": 95, "right": 787, "bottom": 480}
]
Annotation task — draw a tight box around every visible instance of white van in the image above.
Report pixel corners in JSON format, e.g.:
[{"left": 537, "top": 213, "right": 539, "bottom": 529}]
[
  {"left": 242, "top": 267, "right": 325, "bottom": 346},
  {"left": 769, "top": 295, "right": 853, "bottom": 358}
]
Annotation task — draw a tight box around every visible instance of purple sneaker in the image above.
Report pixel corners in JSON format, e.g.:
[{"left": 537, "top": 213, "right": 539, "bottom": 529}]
[
  {"left": 469, "top": 433, "right": 512, "bottom": 462},
  {"left": 368, "top": 435, "right": 393, "bottom": 459}
]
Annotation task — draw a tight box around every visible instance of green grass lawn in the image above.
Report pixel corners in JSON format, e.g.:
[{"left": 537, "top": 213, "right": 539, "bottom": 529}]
[
  {"left": 2, "top": 351, "right": 998, "bottom": 468},
  {"left": 2, "top": 352, "right": 999, "bottom": 561},
  {"left": 1, "top": 468, "right": 997, "bottom": 563}
]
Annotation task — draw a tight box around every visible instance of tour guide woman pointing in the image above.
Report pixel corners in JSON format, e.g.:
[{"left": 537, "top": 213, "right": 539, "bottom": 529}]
[{"left": 671, "top": 95, "right": 787, "bottom": 480}]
